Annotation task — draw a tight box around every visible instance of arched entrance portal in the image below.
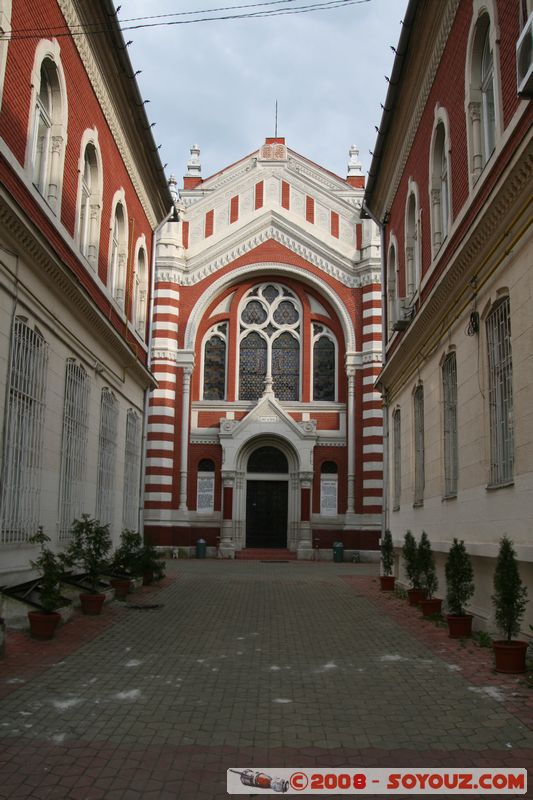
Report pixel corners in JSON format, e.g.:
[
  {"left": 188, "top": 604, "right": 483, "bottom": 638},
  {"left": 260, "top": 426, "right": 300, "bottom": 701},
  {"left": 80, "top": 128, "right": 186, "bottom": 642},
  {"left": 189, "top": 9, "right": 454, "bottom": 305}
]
[{"left": 245, "top": 445, "right": 288, "bottom": 548}]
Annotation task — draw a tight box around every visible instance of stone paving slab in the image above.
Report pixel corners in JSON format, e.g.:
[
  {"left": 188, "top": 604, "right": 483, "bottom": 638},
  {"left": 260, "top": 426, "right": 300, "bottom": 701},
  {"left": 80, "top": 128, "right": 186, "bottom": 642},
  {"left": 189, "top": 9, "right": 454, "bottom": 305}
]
[{"left": 0, "top": 560, "right": 532, "bottom": 799}]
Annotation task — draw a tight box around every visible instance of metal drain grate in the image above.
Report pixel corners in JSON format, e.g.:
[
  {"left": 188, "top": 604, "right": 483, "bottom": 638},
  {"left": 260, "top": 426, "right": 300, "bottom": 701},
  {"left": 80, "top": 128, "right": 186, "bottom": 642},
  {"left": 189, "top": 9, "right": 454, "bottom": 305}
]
[{"left": 126, "top": 603, "right": 164, "bottom": 610}]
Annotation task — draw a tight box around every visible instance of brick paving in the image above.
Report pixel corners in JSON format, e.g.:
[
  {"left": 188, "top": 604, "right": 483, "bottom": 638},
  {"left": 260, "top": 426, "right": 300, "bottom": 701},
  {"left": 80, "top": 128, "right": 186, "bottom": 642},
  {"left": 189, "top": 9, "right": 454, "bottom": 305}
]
[{"left": 0, "top": 560, "right": 531, "bottom": 799}]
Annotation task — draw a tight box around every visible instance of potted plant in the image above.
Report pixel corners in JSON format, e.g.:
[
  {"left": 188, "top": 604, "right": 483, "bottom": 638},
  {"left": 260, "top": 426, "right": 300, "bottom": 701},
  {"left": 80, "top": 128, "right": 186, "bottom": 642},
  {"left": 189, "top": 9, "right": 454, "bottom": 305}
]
[
  {"left": 402, "top": 530, "right": 423, "bottom": 605},
  {"left": 27, "top": 528, "right": 66, "bottom": 639},
  {"left": 63, "top": 515, "right": 112, "bottom": 615},
  {"left": 492, "top": 536, "right": 528, "bottom": 673},
  {"left": 445, "top": 538, "right": 474, "bottom": 638},
  {"left": 380, "top": 530, "right": 395, "bottom": 591},
  {"left": 109, "top": 529, "right": 144, "bottom": 599},
  {"left": 418, "top": 531, "right": 442, "bottom": 616},
  {"left": 138, "top": 541, "right": 166, "bottom": 585}
]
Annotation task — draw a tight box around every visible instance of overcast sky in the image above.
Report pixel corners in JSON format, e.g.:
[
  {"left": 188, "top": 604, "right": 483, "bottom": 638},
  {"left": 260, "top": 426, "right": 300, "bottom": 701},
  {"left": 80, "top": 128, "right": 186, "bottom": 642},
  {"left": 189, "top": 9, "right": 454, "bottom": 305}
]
[{"left": 120, "top": 0, "right": 405, "bottom": 182}]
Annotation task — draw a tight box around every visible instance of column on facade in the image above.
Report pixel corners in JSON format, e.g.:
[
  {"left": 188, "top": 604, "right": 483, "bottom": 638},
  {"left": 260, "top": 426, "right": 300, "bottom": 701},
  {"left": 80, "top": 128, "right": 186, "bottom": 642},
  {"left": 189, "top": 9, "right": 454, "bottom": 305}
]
[
  {"left": 469, "top": 101, "right": 483, "bottom": 180},
  {"left": 360, "top": 282, "right": 384, "bottom": 517},
  {"left": 346, "top": 366, "right": 356, "bottom": 514},
  {"left": 298, "top": 471, "right": 314, "bottom": 556},
  {"left": 179, "top": 365, "right": 192, "bottom": 511},
  {"left": 431, "top": 188, "right": 442, "bottom": 252},
  {"left": 220, "top": 471, "right": 236, "bottom": 557},
  {"left": 144, "top": 281, "right": 181, "bottom": 514}
]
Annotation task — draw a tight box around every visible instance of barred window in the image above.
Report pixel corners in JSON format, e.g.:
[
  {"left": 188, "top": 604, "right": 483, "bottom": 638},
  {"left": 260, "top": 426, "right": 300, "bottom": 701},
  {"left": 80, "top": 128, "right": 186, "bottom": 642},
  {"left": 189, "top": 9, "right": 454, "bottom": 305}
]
[
  {"left": 442, "top": 353, "right": 458, "bottom": 497},
  {"left": 487, "top": 297, "right": 514, "bottom": 485},
  {"left": 413, "top": 385, "right": 424, "bottom": 506},
  {"left": 59, "top": 361, "right": 90, "bottom": 539},
  {"left": 95, "top": 388, "right": 118, "bottom": 525},
  {"left": 238, "top": 283, "right": 301, "bottom": 401},
  {"left": 0, "top": 318, "right": 48, "bottom": 544},
  {"left": 122, "top": 410, "right": 141, "bottom": 530},
  {"left": 392, "top": 408, "right": 401, "bottom": 511}
]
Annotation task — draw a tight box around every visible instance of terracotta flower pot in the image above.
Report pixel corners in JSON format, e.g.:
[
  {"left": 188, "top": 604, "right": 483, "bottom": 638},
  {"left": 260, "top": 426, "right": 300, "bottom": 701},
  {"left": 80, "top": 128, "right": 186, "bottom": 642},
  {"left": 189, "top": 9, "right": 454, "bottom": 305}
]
[
  {"left": 493, "top": 640, "right": 528, "bottom": 674},
  {"left": 407, "top": 588, "right": 425, "bottom": 606},
  {"left": 27, "top": 610, "right": 61, "bottom": 640},
  {"left": 380, "top": 575, "right": 396, "bottom": 591},
  {"left": 446, "top": 614, "right": 473, "bottom": 638},
  {"left": 110, "top": 578, "right": 131, "bottom": 600},
  {"left": 79, "top": 593, "right": 105, "bottom": 615},
  {"left": 419, "top": 597, "right": 442, "bottom": 617}
]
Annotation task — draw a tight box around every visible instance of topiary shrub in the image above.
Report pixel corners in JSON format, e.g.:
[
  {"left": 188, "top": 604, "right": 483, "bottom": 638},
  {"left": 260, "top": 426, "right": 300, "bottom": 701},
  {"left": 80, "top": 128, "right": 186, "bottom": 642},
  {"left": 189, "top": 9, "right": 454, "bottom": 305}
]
[
  {"left": 492, "top": 536, "right": 528, "bottom": 642},
  {"left": 445, "top": 538, "right": 474, "bottom": 616}
]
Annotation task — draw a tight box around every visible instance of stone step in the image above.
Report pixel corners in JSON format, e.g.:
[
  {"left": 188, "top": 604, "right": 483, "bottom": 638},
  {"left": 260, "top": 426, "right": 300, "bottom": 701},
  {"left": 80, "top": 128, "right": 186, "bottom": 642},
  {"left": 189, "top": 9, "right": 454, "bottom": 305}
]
[{"left": 235, "top": 548, "right": 297, "bottom": 561}]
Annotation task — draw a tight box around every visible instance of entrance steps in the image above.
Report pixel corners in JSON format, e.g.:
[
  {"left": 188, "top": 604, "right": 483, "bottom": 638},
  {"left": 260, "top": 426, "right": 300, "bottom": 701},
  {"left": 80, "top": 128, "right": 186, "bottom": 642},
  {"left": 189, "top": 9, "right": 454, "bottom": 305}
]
[{"left": 235, "top": 548, "right": 296, "bottom": 561}]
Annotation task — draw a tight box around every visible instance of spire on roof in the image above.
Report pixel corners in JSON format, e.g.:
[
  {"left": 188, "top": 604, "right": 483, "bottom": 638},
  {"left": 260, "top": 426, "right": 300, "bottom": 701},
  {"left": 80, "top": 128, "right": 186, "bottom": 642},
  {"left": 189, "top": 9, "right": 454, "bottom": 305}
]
[
  {"left": 168, "top": 173, "right": 179, "bottom": 205},
  {"left": 187, "top": 144, "right": 201, "bottom": 176},
  {"left": 347, "top": 144, "right": 363, "bottom": 176}
]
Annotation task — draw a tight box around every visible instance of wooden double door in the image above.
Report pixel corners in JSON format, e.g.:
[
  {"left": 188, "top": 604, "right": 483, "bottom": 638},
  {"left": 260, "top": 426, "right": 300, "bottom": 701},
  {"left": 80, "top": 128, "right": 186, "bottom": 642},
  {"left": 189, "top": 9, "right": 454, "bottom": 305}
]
[{"left": 245, "top": 479, "right": 288, "bottom": 548}]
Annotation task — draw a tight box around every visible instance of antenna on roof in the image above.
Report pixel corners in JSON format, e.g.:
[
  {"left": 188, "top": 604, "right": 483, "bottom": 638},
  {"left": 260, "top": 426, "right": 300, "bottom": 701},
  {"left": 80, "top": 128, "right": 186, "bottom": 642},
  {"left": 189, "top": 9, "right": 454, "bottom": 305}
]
[{"left": 275, "top": 100, "right": 278, "bottom": 138}]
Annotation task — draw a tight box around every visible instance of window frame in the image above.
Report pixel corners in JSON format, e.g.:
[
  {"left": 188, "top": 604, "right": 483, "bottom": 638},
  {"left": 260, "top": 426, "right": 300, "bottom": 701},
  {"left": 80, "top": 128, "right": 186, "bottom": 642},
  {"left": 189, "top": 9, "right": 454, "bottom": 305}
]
[
  {"left": 107, "top": 191, "right": 128, "bottom": 310},
  {"left": 58, "top": 360, "right": 90, "bottom": 540},
  {"left": 413, "top": 384, "right": 425, "bottom": 507},
  {"left": 0, "top": 317, "right": 48, "bottom": 544},
  {"left": 312, "top": 324, "right": 337, "bottom": 402},
  {"left": 95, "top": 388, "right": 118, "bottom": 526},
  {"left": 201, "top": 323, "right": 228, "bottom": 401},
  {"left": 429, "top": 112, "right": 452, "bottom": 258},
  {"left": 76, "top": 131, "right": 103, "bottom": 269},
  {"left": 392, "top": 407, "right": 401, "bottom": 511},
  {"left": 486, "top": 296, "right": 514, "bottom": 487},
  {"left": 122, "top": 409, "right": 141, "bottom": 530},
  {"left": 26, "top": 41, "right": 68, "bottom": 214},
  {"left": 442, "top": 351, "right": 458, "bottom": 499}
]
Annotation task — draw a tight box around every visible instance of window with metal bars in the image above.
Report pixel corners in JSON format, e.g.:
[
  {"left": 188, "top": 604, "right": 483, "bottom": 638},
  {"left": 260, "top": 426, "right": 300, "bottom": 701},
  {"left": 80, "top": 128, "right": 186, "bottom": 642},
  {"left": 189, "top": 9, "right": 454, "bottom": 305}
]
[
  {"left": 313, "top": 325, "right": 336, "bottom": 401},
  {"left": 486, "top": 297, "right": 514, "bottom": 486},
  {"left": 0, "top": 318, "right": 48, "bottom": 544},
  {"left": 122, "top": 410, "right": 141, "bottom": 530},
  {"left": 413, "top": 385, "right": 425, "bottom": 506},
  {"left": 203, "top": 324, "right": 227, "bottom": 400},
  {"left": 95, "top": 388, "right": 118, "bottom": 526},
  {"left": 58, "top": 361, "right": 90, "bottom": 539},
  {"left": 442, "top": 353, "right": 458, "bottom": 497},
  {"left": 392, "top": 408, "right": 401, "bottom": 510}
]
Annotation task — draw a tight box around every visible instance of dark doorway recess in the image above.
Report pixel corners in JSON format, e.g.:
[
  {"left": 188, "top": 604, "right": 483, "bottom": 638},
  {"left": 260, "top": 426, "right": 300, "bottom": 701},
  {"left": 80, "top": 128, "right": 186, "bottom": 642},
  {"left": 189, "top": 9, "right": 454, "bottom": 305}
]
[{"left": 246, "top": 480, "right": 288, "bottom": 548}]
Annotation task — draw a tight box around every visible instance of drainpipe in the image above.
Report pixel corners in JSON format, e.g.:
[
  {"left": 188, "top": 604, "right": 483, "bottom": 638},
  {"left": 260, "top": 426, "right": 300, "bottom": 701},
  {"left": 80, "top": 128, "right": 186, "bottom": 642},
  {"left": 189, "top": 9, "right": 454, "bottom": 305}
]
[
  {"left": 362, "top": 202, "right": 389, "bottom": 542},
  {"left": 138, "top": 204, "right": 178, "bottom": 536}
]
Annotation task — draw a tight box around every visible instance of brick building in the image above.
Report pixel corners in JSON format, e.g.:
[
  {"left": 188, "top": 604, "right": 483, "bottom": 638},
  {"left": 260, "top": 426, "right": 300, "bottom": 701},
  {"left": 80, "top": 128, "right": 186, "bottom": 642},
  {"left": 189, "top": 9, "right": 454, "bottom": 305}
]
[
  {"left": 145, "top": 139, "right": 383, "bottom": 558},
  {"left": 0, "top": 0, "right": 172, "bottom": 584},
  {"left": 363, "top": 0, "right": 533, "bottom": 631}
]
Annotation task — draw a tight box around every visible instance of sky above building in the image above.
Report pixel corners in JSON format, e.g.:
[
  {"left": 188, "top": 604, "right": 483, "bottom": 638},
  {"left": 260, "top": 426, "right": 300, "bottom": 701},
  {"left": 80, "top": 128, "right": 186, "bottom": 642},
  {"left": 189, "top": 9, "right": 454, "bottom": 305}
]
[{"left": 120, "top": 0, "right": 405, "bottom": 182}]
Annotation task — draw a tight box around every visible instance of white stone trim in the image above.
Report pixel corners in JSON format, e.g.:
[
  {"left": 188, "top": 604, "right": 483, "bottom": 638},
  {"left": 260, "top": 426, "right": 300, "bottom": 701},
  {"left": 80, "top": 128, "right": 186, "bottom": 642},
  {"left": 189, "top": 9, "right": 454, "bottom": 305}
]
[
  {"left": 363, "top": 426, "right": 384, "bottom": 437},
  {"left": 363, "top": 461, "right": 383, "bottom": 471},
  {"left": 363, "top": 444, "right": 384, "bottom": 454},
  {"left": 147, "top": 423, "right": 175, "bottom": 434},
  {"left": 153, "top": 305, "right": 180, "bottom": 316},
  {"left": 148, "top": 406, "right": 175, "bottom": 418},
  {"left": 155, "top": 288, "right": 180, "bottom": 301},
  {"left": 145, "top": 457, "right": 174, "bottom": 468},
  {"left": 144, "top": 491, "right": 172, "bottom": 501},
  {"left": 146, "top": 440, "right": 174, "bottom": 451},
  {"left": 363, "top": 479, "right": 384, "bottom": 489}
]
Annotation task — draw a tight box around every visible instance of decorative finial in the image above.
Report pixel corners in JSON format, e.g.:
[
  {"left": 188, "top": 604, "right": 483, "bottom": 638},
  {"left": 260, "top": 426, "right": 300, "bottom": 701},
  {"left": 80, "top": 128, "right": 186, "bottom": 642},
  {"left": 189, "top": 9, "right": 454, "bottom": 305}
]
[
  {"left": 168, "top": 173, "right": 179, "bottom": 205},
  {"left": 347, "top": 144, "right": 363, "bottom": 176},
  {"left": 187, "top": 144, "right": 201, "bottom": 176}
]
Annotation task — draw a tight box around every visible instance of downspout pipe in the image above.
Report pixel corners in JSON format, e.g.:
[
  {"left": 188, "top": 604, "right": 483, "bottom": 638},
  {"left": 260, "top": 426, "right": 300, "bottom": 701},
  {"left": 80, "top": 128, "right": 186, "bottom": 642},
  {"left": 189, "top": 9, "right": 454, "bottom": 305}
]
[
  {"left": 362, "top": 201, "right": 389, "bottom": 544},
  {"left": 138, "top": 203, "right": 179, "bottom": 536}
]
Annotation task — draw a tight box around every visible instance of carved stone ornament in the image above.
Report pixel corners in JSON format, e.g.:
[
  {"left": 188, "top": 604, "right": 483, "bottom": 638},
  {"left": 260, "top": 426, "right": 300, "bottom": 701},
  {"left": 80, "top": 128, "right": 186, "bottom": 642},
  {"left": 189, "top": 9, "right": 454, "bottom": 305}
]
[
  {"left": 259, "top": 143, "right": 287, "bottom": 161},
  {"left": 300, "top": 420, "right": 317, "bottom": 433}
]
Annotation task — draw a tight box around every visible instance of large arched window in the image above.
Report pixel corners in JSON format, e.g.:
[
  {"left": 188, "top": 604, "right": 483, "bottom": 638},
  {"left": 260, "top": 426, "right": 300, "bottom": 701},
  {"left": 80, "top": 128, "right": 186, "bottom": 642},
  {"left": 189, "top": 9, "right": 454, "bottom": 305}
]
[
  {"left": 405, "top": 188, "right": 420, "bottom": 299},
  {"left": 238, "top": 283, "right": 301, "bottom": 402},
  {"left": 203, "top": 323, "right": 227, "bottom": 400},
  {"left": 430, "top": 118, "right": 450, "bottom": 256},
  {"left": 77, "top": 134, "right": 102, "bottom": 268},
  {"left": 313, "top": 324, "right": 336, "bottom": 401},
  {"left": 28, "top": 46, "right": 67, "bottom": 213},
  {"left": 387, "top": 241, "right": 399, "bottom": 336},
  {"left": 108, "top": 196, "right": 128, "bottom": 309},
  {"left": 133, "top": 242, "right": 148, "bottom": 337},
  {"left": 0, "top": 0, "right": 12, "bottom": 112},
  {"left": 466, "top": 7, "right": 500, "bottom": 185}
]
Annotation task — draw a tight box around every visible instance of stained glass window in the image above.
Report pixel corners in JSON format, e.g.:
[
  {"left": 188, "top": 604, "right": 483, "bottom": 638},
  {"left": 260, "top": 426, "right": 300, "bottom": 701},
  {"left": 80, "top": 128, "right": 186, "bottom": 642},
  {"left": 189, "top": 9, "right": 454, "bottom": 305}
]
[
  {"left": 273, "top": 301, "right": 299, "bottom": 326},
  {"left": 239, "top": 332, "right": 267, "bottom": 400},
  {"left": 272, "top": 333, "right": 299, "bottom": 400},
  {"left": 313, "top": 335, "right": 335, "bottom": 401},
  {"left": 263, "top": 285, "right": 279, "bottom": 304},
  {"left": 204, "top": 333, "right": 226, "bottom": 400},
  {"left": 241, "top": 300, "right": 267, "bottom": 325}
]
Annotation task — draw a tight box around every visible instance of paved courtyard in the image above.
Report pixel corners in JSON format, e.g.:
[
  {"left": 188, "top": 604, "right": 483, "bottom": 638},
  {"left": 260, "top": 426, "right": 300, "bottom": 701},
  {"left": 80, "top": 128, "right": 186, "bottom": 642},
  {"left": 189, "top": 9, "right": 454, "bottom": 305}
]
[{"left": 0, "top": 559, "right": 532, "bottom": 798}]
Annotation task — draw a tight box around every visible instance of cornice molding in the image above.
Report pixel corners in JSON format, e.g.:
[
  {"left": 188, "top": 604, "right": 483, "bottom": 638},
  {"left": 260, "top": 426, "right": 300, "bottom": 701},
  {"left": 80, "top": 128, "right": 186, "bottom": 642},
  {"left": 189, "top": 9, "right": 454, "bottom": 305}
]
[
  {"left": 57, "top": 0, "right": 158, "bottom": 228},
  {"left": 158, "top": 220, "right": 370, "bottom": 288},
  {"left": 0, "top": 193, "right": 153, "bottom": 386},
  {"left": 380, "top": 142, "right": 533, "bottom": 398},
  {"left": 383, "top": 1, "right": 460, "bottom": 214}
]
